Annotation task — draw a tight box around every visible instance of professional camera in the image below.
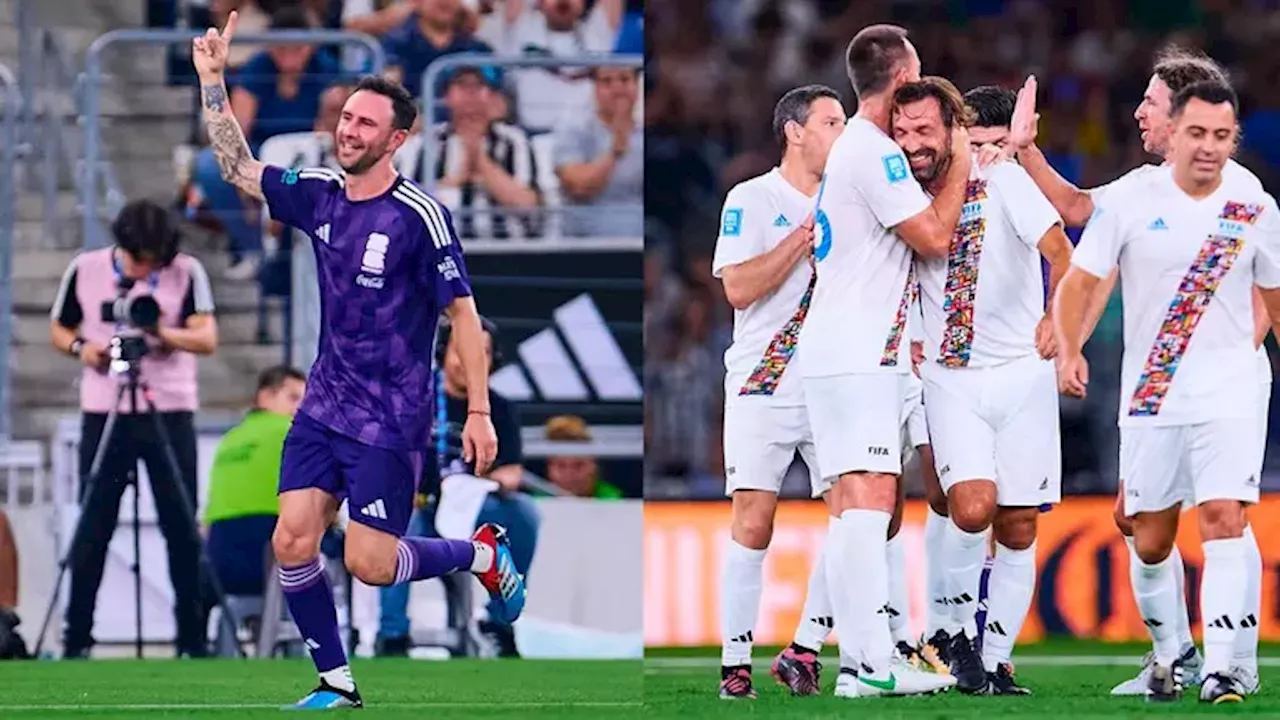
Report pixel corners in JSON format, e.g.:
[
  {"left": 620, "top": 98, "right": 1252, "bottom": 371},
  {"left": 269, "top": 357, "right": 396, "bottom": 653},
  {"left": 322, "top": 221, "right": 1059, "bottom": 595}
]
[
  {"left": 100, "top": 278, "right": 161, "bottom": 376},
  {"left": 100, "top": 279, "right": 161, "bottom": 330}
]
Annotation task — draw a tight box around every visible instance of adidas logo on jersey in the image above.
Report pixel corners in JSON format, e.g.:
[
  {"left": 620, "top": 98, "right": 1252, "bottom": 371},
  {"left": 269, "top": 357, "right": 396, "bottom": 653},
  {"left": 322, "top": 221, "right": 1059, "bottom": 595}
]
[
  {"left": 1147, "top": 217, "right": 1169, "bottom": 231},
  {"left": 773, "top": 214, "right": 791, "bottom": 227},
  {"left": 360, "top": 499, "right": 388, "bottom": 520}
]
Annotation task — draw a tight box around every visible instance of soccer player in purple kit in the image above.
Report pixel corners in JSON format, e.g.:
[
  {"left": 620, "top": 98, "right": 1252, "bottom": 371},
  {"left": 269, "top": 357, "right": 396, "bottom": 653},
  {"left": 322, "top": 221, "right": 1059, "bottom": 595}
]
[{"left": 193, "top": 13, "right": 526, "bottom": 709}]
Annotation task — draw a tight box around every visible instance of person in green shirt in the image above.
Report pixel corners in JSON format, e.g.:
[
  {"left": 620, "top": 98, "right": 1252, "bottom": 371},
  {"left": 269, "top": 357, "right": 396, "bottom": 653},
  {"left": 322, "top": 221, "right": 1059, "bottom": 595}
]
[
  {"left": 543, "top": 415, "right": 623, "bottom": 499},
  {"left": 203, "top": 365, "right": 306, "bottom": 597}
]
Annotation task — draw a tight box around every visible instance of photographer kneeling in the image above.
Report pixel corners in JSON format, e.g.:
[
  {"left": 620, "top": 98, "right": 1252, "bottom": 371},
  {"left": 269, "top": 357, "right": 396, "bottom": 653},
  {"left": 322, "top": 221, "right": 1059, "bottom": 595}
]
[{"left": 50, "top": 200, "right": 219, "bottom": 657}]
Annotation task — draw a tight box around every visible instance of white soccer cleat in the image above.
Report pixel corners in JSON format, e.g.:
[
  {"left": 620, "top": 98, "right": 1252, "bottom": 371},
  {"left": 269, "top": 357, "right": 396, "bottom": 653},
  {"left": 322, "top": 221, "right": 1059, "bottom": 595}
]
[
  {"left": 852, "top": 659, "right": 956, "bottom": 697},
  {"left": 1110, "top": 645, "right": 1202, "bottom": 696},
  {"left": 1230, "top": 664, "right": 1260, "bottom": 696}
]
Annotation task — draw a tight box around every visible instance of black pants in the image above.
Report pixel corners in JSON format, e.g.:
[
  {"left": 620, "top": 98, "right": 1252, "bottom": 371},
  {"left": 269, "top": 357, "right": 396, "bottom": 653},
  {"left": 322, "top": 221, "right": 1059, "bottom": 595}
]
[{"left": 65, "top": 411, "right": 203, "bottom": 653}]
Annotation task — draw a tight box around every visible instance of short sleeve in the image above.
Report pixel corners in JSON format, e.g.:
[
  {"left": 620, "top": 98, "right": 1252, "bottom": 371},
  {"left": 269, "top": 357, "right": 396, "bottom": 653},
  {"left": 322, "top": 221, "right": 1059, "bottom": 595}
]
[
  {"left": 180, "top": 256, "right": 216, "bottom": 321},
  {"left": 993, "top": 164, "right": 1062, "bottom": 250},
  {"left": 1253, "top": 195, "right": 1280, "bottom": 290},
  {"left": 711, "top": 184, "right": 768, "bottom": 278},
  {"left": 261, "top": 164, "right": 338, "bottom": 231},
  {"left": 51, "top": 260, "right": 82, "bottom": 328},
  {"left": 552, "top": 125, "right": 591, "bottom": 168},
  {"left": 859, "top": 146, "right": 932, "bottom": 230},
  {"left": 1071, "top": 201, "right": 1126, "bottom": 279},
  {"left": 404, "top": 192, "right": 473, "bottom": 307}
]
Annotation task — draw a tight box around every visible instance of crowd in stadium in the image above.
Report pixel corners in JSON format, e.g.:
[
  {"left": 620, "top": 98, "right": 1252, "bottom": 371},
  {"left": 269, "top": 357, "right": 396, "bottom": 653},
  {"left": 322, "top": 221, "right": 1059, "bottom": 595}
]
[{"left": 643, "top": 0, "right": 1280, "bottom": 498}]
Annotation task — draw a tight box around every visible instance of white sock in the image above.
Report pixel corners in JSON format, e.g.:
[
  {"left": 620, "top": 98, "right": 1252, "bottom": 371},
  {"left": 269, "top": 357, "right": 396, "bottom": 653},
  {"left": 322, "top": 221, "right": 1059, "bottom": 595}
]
[
  {"left": 945, "top": 519, "right": 988, "bottom": 639},
  {"left": 1201, "top": 537, "right": 1249, "bottom": 676},
  {"left": 793, "top": 517, "right": 837, "bottom": 652},
  {"left": 1131, "top": 550, "right": 1183, "bottom": 666},
  {"left": 886, "top": 533, "right": 912, "bottom": 646},
  {"left": 829, "top": 508, "right": 893, "bottom": 671},
  {"left": 1234, "top": 525, "right": 1261, "bottom": 672},
  {"left": 471, "top": 541, "right": 495, "bottom": 573},
  {"left": 1168, "top": 544, "right": 1194, "bottom": 648},
  {"left": 981, "top": 542, "right": 1036, "bottom": 672},
  {"left": 924, "top": 507, "right": 951, "bottom": 637},
  {"left": 320, "top": 665, "right": 356, "bottom": 693},
  {"left": 719, "top": 539, "right": 766, "bottom": 667}
]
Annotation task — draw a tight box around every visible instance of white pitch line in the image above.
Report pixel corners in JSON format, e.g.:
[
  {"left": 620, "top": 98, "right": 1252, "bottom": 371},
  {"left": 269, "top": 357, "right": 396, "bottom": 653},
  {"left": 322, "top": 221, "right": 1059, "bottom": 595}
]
[
  {"left": 0, "top": 701, "right": 643, "bottom": 712},
  {"left": 645, "top": 655, "right": 1280, "bottom": 671}
]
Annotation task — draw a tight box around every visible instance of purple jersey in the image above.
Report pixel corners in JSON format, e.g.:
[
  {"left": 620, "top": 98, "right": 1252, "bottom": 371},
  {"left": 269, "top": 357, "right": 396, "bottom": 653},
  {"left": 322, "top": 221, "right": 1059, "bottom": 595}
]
[{"left": 262, "top": 165, "right": 472, "bottom": 449}]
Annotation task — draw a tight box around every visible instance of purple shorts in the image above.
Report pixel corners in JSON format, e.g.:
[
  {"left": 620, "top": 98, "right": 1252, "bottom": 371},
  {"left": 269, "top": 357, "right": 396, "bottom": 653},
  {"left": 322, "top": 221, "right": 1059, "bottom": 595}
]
[{"left": 279, "top": 412, "right": 422, "bottom": 536}]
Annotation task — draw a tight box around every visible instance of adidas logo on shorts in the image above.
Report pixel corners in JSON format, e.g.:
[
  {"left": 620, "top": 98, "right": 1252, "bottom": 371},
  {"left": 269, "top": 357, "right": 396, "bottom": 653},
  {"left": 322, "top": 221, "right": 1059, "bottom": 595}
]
[{"left": 360, "top": 499, "right": 388, "bottom": 520}]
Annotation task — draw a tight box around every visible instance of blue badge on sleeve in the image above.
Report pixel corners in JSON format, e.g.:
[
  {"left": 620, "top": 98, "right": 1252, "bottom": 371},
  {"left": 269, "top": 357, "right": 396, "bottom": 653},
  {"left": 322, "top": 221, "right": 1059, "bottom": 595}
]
[
  {"left": 722, "top": 208, "right": 743, "bottom": 237},
  {"left": 282, "top": 168, "right": 300, "bottom": 186},
  {"left": 882, "top": 154, "right": 908, "bottom": 184}
]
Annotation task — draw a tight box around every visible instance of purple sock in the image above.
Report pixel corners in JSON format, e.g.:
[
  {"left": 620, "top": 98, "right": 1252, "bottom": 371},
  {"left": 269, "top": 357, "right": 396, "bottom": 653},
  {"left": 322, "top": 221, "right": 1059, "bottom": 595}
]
[
  {"left": 279, "top": 558, "right": 347, "bottom": 672},
  {"left": 393, "top": 537, "right": 475, "bottom": 584}
]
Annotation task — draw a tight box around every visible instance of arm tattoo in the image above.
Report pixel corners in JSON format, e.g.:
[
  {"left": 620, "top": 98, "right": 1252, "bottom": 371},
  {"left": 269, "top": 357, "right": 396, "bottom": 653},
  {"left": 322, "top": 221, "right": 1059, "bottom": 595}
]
[
  {"left": 201, "top": 84, "right": 227, "bottom": 113},
  {"left": 200, "top": 81, "right": 261, "bottom": 198}
]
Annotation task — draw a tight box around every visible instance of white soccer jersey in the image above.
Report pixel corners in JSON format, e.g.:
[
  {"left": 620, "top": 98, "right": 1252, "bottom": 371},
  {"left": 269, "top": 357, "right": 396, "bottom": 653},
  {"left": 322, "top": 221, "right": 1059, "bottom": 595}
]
[
  {"left": 799, "top": 116, "right": 931, "bottom": 376},
  {"left": 713, "top": 168, "right": 818, "bottom": 406},
  {"left": 1073, "top": 165, "right": 1280, "bottom": 426},
  {"left": 1090, "top": 159, "right": 1274, "bottom": 380},
  {"left": 916, "top": 162, "right": 1061, "bottom": 367}
]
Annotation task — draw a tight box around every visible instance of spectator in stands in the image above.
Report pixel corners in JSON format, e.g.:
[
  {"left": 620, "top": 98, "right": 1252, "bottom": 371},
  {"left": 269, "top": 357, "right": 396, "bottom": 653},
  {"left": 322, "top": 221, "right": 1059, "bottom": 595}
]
[
  {"left": 0, "top": 509, "right": 30, "bottom": 659},
  {"left": 543, "top": 415, "right": 622, "bottom": 498},
  {"left": 202, "top": 366, "right": 305, "bottom": 599},
  {"left": 342, "top": 0, "right": 416, "bottom": 37},
  {"left": 191, "top": 4, "right": 346, "bottom": 280},
  {"left": 382, "top": 0, "right": 495, "bottom": 104},
  {"left": 476, "top": 0, "right": 622, "bottom": 131},
  {"left": 377, "top": 316, "right": 538, "bottom": 658},
  {"left": 613, "top": 0, "right": 643, "bottom": 55},
  {"left": 552, "top": 66, "right": 642, "bottom": 238},
  {"left": 429, "top": 66, "right": 541, "bottom": 239}
]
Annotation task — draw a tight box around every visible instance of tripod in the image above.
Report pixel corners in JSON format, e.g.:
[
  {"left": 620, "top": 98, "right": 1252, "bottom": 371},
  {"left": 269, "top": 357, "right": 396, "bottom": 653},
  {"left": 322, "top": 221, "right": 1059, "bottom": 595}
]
[{"left": 34, "top": 360, "right": 244, "bottom": 658}]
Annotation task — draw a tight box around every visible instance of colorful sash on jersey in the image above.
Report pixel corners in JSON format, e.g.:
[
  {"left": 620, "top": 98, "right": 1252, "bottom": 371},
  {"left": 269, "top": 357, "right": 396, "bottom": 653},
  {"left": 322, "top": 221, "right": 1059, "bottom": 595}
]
[
  {"left": 739, "top": 272, "right": 816, "bottom": 396},
  {"left": 880, "top": 263, "right": 918, "bottom": 367},
  {"left": 938, "top": 180, "right": 989, "bottom": 367},
  {"left": 1127, "top": 200, "right": 1261, "bottom": 416}
]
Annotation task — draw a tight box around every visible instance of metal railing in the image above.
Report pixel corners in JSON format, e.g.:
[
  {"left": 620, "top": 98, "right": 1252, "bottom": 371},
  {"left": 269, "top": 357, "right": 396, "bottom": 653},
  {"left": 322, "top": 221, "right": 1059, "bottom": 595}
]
[
  {"left": 0, "top": 62, "right": 19, "bottom": 441},
  {"left": 80, "top": 29, "right": 386, "bottom": 249}
]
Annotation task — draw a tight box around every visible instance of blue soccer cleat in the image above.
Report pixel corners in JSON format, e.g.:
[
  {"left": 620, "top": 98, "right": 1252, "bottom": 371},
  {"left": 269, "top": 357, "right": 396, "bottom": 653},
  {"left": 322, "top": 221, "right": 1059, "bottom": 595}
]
[
  {"left": 472, "top": 522, "right": 527, "bottom": 623},
  {"left": 285, "top": 679, "right": 363, "bottom": 710}
]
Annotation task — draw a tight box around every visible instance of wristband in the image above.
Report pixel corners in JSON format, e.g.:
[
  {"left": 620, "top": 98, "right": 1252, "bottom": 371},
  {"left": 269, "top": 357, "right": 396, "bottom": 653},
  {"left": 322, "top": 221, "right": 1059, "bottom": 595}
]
[
  {"left": 467, "top": 409, "right": 490, "bottom": 417},
  {"left": 69, "top": 337, "right": 85, "bottom": 357}
]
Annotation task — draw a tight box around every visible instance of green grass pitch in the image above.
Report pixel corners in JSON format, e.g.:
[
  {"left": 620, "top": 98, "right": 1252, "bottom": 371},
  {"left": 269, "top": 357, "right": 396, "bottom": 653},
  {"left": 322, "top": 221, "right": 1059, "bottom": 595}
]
[
  {"left": 4, "top": 640, "right": 1278, "bottom": 717},
  {"left": 644, "top": 640, "right": 1280, "bottom": 718}
]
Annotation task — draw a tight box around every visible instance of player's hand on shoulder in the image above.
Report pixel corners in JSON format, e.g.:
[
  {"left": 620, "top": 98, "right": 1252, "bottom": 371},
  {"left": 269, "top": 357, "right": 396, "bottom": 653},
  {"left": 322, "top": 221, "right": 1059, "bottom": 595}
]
[
  {"left": 910, "top": 340, "right": 924, "bottom": 376},
  {"left": 462, "top": 412, "right": 499, "bottom": 477},
  {"left": 192, "top": 10, "right": 237, "bottom": 79},
  {"left": 1009, "top": 75, "right": 1040, "bottom": 151},
  {"left": 791, "top": 211, "right": 816, "bottom": 249},
  {"left": 1056, "top": 351, "right": 1088, "bottom": 398}
]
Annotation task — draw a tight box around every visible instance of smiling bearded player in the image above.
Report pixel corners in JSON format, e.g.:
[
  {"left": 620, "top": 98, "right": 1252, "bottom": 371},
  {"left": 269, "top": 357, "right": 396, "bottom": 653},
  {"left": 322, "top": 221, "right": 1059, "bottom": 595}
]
[{"left": 193, "top": 13, "right": 525, "bottom": 709}]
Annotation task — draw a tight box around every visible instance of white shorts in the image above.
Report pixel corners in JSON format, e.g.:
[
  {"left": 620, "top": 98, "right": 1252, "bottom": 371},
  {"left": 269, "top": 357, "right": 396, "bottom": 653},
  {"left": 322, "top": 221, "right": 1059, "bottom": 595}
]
[
  {"left": 901, "top": 371, "right": 929, "bottom": 453},
  {"left": 1121, "top": 418, "right": 1260, "bottom": 517},
  {"left": 920, "top": 354, "right": 1061, "bottom": 507},
  {"left": 1255, "top": 350, "right": 1271, "bottom": 476},
  {"left": 722, "top": 403, "right": 822, "bottom": 497},
  {"left": 803, "top": 372, "right": 907, "bottom": 483}
]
